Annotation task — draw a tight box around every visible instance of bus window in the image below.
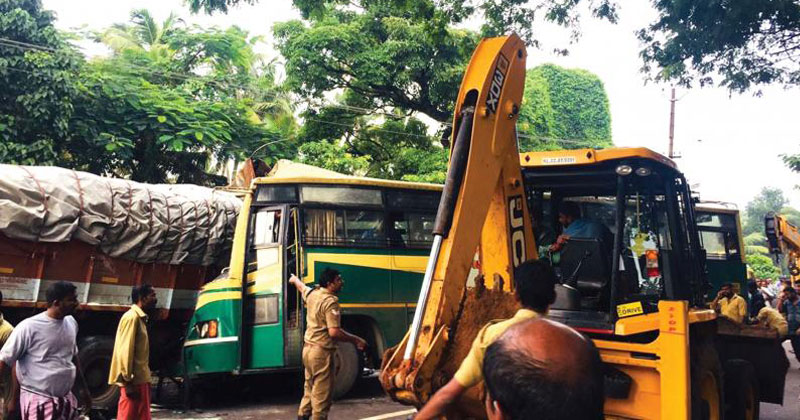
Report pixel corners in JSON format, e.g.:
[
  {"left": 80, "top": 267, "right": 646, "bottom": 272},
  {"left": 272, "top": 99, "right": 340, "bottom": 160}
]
[
  {"left": 256, "top": 185, "right": 297, "bottom": 203},
  {"left": 304, "top": 209, "right": 345, "bottom": 246},
  {"left": 303, "top": 208, "right": 386, "bottom": 247},
  {"left": 700, "top": 231, "right": 727, "bottom": 259},
  {"left": 301, "top": 186, "right": 382, "bottom": 207},
  {"left": 346, "top": 210, "right": 385, "bottom": 246},
  {"left": 389, "top": 212, "right": 435, "bottom": 248},
  {"left": 246, "top": 294, "right": 279, "bottom": 325},
  {"left": 254, "top": 208, "right": 282, "bottom": 247}
]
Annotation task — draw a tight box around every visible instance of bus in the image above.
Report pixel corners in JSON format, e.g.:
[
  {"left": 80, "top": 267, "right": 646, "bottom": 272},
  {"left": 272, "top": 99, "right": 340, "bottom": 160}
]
[
  {"left": 183, "top": 161, "right": 443, "bottom": 397},
  {"left": 694, "top": 202, "right": 748, "bottom": 295}
]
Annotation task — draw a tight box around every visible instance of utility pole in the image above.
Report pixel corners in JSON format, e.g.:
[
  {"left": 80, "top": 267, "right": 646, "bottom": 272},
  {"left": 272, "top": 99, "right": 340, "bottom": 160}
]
[{"left": 668, "top": 87, "right": 676, "bottom": 159}]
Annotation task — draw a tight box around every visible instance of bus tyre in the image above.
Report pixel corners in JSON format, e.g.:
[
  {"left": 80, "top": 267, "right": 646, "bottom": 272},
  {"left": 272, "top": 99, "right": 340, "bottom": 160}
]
[
  {"left": 691, "top": 342, "right": 724, "bottom": 420},
  {"left": 723, "top": 360, "right": 759, "bottom": 420},
  {"left": 77, "top": 336, "right": 120, "bottom": 413},
  {"left": 332, "top": 342, "right": 360, "bottom": 399}
]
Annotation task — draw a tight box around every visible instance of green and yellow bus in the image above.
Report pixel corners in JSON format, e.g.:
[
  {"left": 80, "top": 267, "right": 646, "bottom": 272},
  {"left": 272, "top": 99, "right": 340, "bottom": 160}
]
[
  {"left": 183, "top": 162, "right": 442, "bottom": 396},
  {"left": 694, "top": 202, "right": 748, "bottom": 295}
]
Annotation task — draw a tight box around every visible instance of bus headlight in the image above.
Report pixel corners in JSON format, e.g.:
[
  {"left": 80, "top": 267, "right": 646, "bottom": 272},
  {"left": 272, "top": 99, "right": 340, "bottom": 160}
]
[
  {"left": 635, "top": 167, "right": 652, "bottom": 177},
  {"left": 196, "top": 320, "right": 219, "bottom": 339}
]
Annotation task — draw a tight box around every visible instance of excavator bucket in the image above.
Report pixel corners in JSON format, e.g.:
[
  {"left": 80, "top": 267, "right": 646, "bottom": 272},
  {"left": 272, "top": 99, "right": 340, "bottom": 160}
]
[{"left": 379, "top": 34, "right": 536, "bottom": 415}]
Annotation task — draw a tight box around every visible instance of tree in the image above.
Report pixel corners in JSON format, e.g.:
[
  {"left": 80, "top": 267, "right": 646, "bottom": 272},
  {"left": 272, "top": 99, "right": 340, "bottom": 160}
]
[
  {"left": 518, "top": 64, "right": 612, "bottom": 151},
  {"left": 273, "top": 11, "right": 478, "bottom": 123},
  {"left": 0, "top": 0, "right": 82, "bottom": 165},
  {"left": 743, "top": 187, "right": 788, "bottom": 235},
  {"left": 747, "top": 253, "right": 782, "bottom": 280},
  {"left": 62, "top": 10, "right": 296, "bottom": 184}
]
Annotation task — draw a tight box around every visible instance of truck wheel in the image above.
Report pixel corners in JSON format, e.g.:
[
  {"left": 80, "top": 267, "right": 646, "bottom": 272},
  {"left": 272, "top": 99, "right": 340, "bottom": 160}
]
[
  {"left": 332, "top": 342, "right": 360, "bottom": 399},
  {"left": 724, "top": 360, "right": 759, "bottom": 420},
  {"left": 78, "top": 337, "right": 119, "bottom": 412},
  {"left": 691, "top": 342, "right": 724, "bottom": 420}
]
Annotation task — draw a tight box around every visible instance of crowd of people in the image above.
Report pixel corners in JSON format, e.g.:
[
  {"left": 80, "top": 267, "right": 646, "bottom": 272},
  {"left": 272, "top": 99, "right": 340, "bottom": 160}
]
[
  {"left": 718, "top": 277, "right": 800, "bottom": 362},
  {"left": 0, "top": 283, "right": 156, "bottom": 420},
  {"left": 0, "top": 270, "right": 796, "bottom": 420}
]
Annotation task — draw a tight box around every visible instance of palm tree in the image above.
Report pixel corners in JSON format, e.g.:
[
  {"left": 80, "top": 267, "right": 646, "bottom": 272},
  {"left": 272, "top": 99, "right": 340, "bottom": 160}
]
[{"left": 99, "top": 9, "right": 181, "bottom": 58}]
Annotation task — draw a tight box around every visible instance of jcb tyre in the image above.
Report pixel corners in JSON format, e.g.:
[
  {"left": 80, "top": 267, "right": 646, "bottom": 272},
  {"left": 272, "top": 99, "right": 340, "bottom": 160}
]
[
  {"left": 691, "top": 342, "right": 724, "bottom": 420},
  {"left": 332, "top": 342, "right": 360, "bottom": 399},
  {"left": 723, "top": 360, "right": 759, "bottom": 420},
  {"left": 77, "top": 336, "right": 119, "bottom": 413}
]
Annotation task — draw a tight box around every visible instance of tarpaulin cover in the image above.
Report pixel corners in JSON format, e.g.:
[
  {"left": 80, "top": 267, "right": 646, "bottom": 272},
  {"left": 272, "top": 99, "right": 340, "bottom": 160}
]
[{"left": 0, "top": 165, "right": 241, "bottom": 266}]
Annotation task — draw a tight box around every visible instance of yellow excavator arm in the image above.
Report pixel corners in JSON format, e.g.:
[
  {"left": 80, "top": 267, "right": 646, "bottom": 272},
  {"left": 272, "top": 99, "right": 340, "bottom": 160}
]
[
  {"left": 765, "top": 212, "right": 800, "bottom": 285},
  {"left": 379, "top": 34, "right": 536, "bottom": 411}
]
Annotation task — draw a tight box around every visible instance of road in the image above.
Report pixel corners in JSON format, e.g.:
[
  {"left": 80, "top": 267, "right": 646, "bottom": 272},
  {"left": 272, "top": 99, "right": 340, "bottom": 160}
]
[{"left": 148, "top": 344, "right": 800, "bottom": 420}]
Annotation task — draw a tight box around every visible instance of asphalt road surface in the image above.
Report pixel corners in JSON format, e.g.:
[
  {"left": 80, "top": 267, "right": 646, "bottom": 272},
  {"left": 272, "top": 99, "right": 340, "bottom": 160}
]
[{"left": 148, "top": 344, "right": 800, "bottom": 420}]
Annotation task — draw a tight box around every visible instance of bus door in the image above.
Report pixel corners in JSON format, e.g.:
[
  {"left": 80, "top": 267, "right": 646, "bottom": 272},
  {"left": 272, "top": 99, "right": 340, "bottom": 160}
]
[
  {"left": 284, "top": 207, "right": 304, "bottom": 367},
  {"left": 243, "top": 205, "right": 287, "bottom": 369}
]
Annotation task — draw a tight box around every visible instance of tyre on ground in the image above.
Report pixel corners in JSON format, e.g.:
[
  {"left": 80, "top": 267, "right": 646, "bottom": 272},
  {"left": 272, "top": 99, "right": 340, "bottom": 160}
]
[
  {"left": 77, "top": 336, "right": 119, "bottom": 413},
  {"left": 723, "top": 359, "right": 759, "bottom": 420},
  {"left": 332, "top": 341, "right": 361, "bottom": 399},
  {"left": 690, "top": 340, "right": 724, "bottom": 420}
]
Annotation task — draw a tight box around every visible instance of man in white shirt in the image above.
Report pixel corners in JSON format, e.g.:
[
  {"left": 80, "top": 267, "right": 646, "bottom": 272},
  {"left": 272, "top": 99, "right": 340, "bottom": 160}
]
[{"left": 0, "top": 282, "right": 91, "bottom": 419}]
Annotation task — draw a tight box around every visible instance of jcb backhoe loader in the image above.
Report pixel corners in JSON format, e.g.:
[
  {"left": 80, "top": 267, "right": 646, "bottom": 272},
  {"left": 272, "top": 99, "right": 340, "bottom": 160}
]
[
  {"left": 765, "top": 212, "right": 800, "bottom": 286},
  {"left": 379, "top": 34, "right": 788, "bottom": 420}
]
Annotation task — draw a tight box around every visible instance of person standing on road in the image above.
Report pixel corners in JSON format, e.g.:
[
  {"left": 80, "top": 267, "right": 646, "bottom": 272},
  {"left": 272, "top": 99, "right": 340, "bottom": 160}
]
[
  {"left": 0, "top": 281, "right": 91, "bottom": 420},
  {"left": 289, "top": 269, "right": 367, "bottom": 420},
  {"left": 109, "top": 284, "right": 158, "bottom": 420},
  {"left": 711, "top": 283, "right": 747, "bottom": 324},
  {"left": 747, "top": 281, "right": 766, "bottom": 319},
  {"left": 777, "top": 286, "right": 800, "bottom": 362},
  {"left": 413, "top": 259, "right": 558, "bottom": 420}
]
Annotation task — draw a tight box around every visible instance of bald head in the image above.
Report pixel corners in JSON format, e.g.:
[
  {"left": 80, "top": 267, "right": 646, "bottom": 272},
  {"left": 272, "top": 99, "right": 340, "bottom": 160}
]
[{"left": 482, "top": 318, "right": 604, "bottom": 420}]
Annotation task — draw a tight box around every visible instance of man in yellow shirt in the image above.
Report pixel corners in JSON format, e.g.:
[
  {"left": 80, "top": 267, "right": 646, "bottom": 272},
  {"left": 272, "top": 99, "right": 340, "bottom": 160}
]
[
  {"left": 712, "top": 283, "right": 747, "bottom": 323},
  {"left": 109, "top": 284, "right": 158, "bottom": 420},
  {"left": 414, "top": 260, "right": 557, "bottom": 420},
  {"left": 756, "top": 306, "right": 789, "bottom": 337}
]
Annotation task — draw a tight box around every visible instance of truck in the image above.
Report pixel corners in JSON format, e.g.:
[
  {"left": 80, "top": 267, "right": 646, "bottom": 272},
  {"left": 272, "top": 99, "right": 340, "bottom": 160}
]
[
  {"left": 0, "top": 164, "right": 240, "bottom": 410},
  {"left": 380, "top": 34, "right": 789, "bottom": 420}
]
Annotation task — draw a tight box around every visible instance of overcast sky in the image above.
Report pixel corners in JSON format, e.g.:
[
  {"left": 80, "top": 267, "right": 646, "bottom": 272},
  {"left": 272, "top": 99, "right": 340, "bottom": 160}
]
[{"left": 42, "top": 0, "right": 800, "bottom": 210}]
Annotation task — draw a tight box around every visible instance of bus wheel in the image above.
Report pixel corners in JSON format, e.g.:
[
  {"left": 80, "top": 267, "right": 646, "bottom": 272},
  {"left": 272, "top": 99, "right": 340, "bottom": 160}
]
[
  {"left": 78, "top": 336, "right": 120, "bottom": 413},
  {"left": 724, "top": 360, "right": 760, "bottom": 420},
  {"left": 332, "top": 342, "right": 360, "bottom": 399},
  {"left": 691, "top": 342, "right": 724, "bottom": 420}
]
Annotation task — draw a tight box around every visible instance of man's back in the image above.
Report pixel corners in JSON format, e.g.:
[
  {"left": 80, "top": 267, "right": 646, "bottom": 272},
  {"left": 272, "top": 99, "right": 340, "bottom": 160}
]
[
  {"left": 303, "top": 287, "right": 340, "bottom": 350},
  {"left": 0, "top": 312, "right": 78, "bottom": 397}
]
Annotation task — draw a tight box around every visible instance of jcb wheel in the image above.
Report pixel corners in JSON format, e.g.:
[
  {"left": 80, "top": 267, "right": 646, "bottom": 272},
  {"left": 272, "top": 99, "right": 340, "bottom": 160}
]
[
  {"left": 724, "top": 360, "right": 760, "bottom": 420},
  {"left": 691, "top": 342, "right": 724, "bottom": 420}
]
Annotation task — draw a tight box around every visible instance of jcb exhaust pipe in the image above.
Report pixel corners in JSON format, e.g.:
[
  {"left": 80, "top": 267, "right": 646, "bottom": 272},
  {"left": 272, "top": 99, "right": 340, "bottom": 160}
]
[{"left": 403, "top": 108, "right": 474, "bottom": 361}]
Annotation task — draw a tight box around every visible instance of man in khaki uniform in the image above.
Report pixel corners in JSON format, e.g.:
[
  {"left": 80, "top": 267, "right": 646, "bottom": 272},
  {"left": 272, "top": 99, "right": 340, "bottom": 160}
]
[
  {"left": 290, "top": 269, "right": 367, "bottom": 420},
  {"left": 415, "top": 259, "right": 558, "bottom": 420}
]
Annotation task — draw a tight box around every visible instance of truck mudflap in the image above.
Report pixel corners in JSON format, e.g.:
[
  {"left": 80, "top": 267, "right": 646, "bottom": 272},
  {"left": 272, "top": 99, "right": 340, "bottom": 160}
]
[{"left": 714, "top": 318, "right": 790, "bottom": 405}]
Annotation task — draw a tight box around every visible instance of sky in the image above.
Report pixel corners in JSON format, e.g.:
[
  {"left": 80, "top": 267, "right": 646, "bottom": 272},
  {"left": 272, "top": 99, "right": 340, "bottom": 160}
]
[{"left": 42, "top": 0, "right": 800, "bottom": 210}]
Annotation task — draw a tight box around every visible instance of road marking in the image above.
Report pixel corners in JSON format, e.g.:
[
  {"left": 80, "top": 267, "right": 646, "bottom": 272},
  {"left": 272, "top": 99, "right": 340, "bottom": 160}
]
[{"left": 359, "top": 408, "right": 417, "bottom": 420}]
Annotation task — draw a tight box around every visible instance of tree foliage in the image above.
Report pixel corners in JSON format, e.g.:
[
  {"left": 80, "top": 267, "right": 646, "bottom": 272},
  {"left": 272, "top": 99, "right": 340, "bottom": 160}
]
[
  {"left": 0, "top": 0, "right": 82, "bottom": 165},
  {"left": 518, "top": 64, "right": 612, "bottom": 151},
  {"left": 273, "top": 8, "right": 477, "bottom": 123},
  {"left": 743, "top": 187, "right": 788, "bottom": 235},
  {"left": 747, "top": 253, "right": 781, "bottom": 280},
  {"left": 194, "top": 0, "right": 800, "bottom": 93},
  {"left": 638, "top": 0, "right": 800, "bottom": 92}
]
